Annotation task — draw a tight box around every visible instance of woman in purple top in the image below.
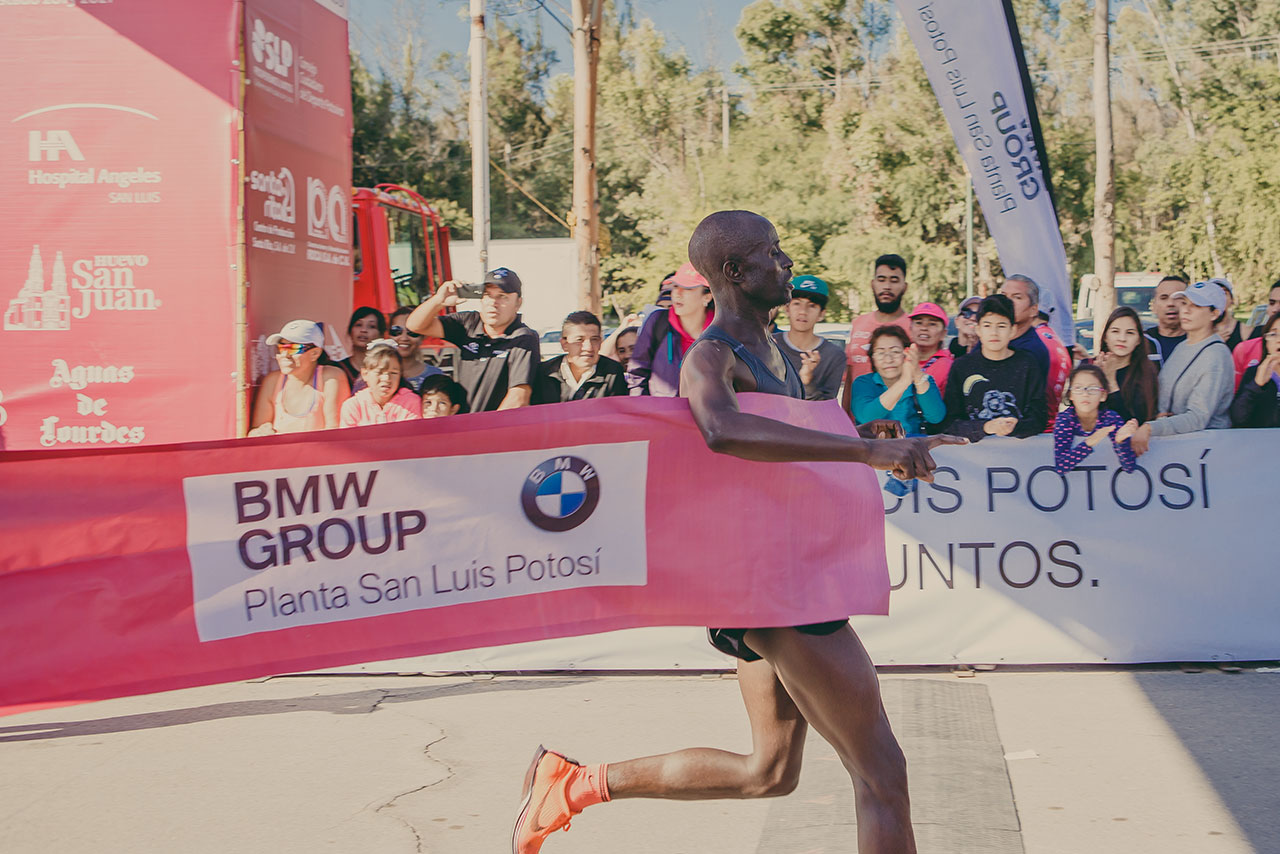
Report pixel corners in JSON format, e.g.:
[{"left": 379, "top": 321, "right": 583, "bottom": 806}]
[
  {"left": 1053, "top": 365, "right": 1139, "bottom": 475},
  {"left": 626, "top": 263, "right": 713, "bottom": 396}
]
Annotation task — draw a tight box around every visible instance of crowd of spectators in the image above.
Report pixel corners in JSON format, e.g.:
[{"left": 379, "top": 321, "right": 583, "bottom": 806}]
[
  {"left": 248, "top": 258, "right": 1280, "bottom": 454},
  {"left": 829, "top": 256, "right": 1278, "bottom": 469}
]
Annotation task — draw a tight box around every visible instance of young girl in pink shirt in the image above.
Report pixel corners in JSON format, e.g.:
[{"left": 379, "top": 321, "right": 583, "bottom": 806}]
[{"left": 339, "top": 340, "right": 422, "bottom": 427}]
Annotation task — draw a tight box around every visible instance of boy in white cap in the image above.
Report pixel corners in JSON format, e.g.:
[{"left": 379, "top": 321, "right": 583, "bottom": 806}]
[{"left": 1206, "top": 277, "right": 1245, "bottom": 350}]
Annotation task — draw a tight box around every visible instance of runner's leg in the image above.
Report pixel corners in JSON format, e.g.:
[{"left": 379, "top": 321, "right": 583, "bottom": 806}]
[
  {"left": 745, "top": 625, "right": 916, "bottom": 854},
  {"left": 605, "top": 656, "right": 808, "bottom": 799}
]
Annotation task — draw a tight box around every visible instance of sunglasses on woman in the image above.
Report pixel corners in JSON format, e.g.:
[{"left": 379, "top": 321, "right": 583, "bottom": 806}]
[
  {"left": 276, "top": 341, "right": 318, "bottom": 356},
  {"left": 960, "top": 307, "right": 979, "bottom": 319},
  {"left": 389, "top": 325, "right": 422, "bottom": 338}
]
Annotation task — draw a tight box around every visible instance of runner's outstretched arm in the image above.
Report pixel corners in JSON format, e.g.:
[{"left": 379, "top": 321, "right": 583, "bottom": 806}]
[{"left": 682, "top": 341, "right": 965, "bottom": 480}]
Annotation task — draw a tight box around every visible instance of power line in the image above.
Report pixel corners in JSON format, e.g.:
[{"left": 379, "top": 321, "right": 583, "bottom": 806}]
[
  {"left": 357, "top": 30, "right": 1280, "bottom": 174},
  {"left": 490, "top": 158, "right": 571, "bottom": 229},
  {"left": 531, "top": 0, "right": 572, "bottom": 35}
]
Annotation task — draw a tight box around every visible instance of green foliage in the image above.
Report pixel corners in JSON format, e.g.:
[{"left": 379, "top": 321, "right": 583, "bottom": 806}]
[{"left": 352, "top": 0, "right": 1280, "bottom": 315}]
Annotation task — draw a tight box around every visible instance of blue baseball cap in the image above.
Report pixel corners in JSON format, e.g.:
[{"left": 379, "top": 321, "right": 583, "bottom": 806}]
[
  {"left": 790, "top": 275, "right": 830, "bottom": 306},
  {"left": 484, "top": 267, "right": 522, "bottom": 295}
]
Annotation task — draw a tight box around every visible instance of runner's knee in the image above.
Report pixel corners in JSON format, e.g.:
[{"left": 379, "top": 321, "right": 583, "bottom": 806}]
[
  {"left": 744, "top": 753, "right": 801, "bottom": 798},
  {"left": 846, "top": 730, "right": 908, "bottom": 804}
]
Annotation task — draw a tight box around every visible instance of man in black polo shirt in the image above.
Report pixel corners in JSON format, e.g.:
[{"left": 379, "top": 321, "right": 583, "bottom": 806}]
[{"left": 405, "top": 267, "right": 541, "bottom": 412}]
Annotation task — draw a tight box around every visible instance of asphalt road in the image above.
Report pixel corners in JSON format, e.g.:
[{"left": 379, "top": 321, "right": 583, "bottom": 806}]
[{"left": 1, "top": 667, "right": 1276, "bottom": 853}]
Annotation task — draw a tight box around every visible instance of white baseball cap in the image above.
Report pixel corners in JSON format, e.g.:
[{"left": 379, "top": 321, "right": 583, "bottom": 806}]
[
  {"left": 266, "top": 319, "right": 325, "bottom": 347},
  {"left": 1206, "top": 277, "right": 1234, "bottom": 299},
  {"left": 1175, "top": 281, "right": 1228, "bottom": 314}
]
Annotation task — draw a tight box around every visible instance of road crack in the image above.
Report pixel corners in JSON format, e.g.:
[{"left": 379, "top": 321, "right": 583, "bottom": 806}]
[
  {"left": 368, "top": 689, "right": 392, "bottom": 714},
  {"left": 374, "top": 732, "right": 454, "bottom": 852}
]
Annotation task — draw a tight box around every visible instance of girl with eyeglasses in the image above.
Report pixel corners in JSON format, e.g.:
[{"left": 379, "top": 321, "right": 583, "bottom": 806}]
[
  {"left": 388, "top": 306, "right": 444, "bottom": 393},
  {"left": 1230, "top": 313, "right": 1280, "bottom": 428},
  {"left": 1052, "top": 364, "right": 1137, "bottom": 475},
  {"left": 248, "top": 320, "right": 350, "bottom": 436}
]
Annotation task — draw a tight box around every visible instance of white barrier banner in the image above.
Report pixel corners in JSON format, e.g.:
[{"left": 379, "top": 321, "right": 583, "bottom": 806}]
[
  {"left": 381, "top": 430, "right": 1279, "bottom": 670},
  {"left": 865, "top": 430, "right": 1278, "bottom": 664},
  {"left": 894, "top": 0, "right": 1074, "bottom": 344}
]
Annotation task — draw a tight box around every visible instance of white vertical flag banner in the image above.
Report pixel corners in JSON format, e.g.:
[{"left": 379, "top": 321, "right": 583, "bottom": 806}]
[{"left": 895, "top": 0, "right": 1075, "bottom": 345}]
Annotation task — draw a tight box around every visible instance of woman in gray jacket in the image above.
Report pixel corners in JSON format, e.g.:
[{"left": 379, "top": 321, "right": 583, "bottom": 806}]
[{"left": 1131, "top": 280, "right": 1235, "bottom": 450}]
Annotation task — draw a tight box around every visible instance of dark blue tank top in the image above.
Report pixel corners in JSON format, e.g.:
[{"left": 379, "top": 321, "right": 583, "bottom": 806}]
[{"left": 695, "top": 325, "right": 805, "bottom": 400}]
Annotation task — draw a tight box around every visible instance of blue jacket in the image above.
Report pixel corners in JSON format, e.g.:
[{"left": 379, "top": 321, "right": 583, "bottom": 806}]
[{"left": 850, "top": 372, "right": 945, "bottom": 436}]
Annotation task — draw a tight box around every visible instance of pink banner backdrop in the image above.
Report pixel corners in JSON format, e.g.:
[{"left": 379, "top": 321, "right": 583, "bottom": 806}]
[
  {"left": 243, "top": 0, "right": 353, "bottom": 383},
  {"left": 0, "top": 397, "right": 888, "bottom": 714},
  {"left": 0, "top": 0, "right": 240, "bottom": 450}
]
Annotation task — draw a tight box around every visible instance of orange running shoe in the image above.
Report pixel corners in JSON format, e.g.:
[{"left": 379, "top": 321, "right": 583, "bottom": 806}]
[{"left": 511, "top": 745, "right": 581, "bottom": 854}]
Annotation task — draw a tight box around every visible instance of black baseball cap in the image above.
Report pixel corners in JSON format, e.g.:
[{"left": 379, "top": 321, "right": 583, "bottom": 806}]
[{"left": 484, "top": 267, "right": 522, "bottom": 295}]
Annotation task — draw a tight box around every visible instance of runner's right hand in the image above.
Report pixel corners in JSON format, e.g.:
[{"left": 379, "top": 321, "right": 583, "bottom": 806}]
[
  {"left": 864, "top": 434, "right": 967, "bottom": 483},
  {"left": 856, "top": 419, "right": 905, "bottom": 440}
]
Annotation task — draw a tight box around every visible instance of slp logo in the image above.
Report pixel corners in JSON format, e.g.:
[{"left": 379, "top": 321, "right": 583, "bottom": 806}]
[
  {"left": 307, "top": 177, "right": 348, "bottom": 242},
  {"left": 28, "top": 130, "right": 84, "bottom": 162},
  {"left": 250, "top": 17, "right": 293, "bottom": 79},
  {"left": 521, "top": 456, "right": 600, "bottom": 532}
]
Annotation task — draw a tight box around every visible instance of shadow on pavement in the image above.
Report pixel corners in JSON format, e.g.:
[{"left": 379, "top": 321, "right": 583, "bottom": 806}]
[
  {"left": 1135, "top": 670, "right": 1280, "bottom": 853},
  {"left": 0, "top": 676, "right": 591, "bottom": 743}
]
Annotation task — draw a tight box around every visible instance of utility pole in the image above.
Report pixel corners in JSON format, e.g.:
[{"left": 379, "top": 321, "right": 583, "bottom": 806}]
[
  {"left": 573, "top": 0, "right": 603, "bottom": 315},
  {"left": 469, "top": 0, "right": 490, "bottom": 279},
  {"left": 721, "top": 86, "right": 730, "bottom": 153},
  {"left": 1091, "top": 0, "right": 1116, "bottom": 337}
]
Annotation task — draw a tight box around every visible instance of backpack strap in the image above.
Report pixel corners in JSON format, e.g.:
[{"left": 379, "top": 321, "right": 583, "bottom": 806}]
[
  {"left": 646, "top": 310, "right": 672, "bottom": 363},
  {"left": 1168, "top": 340, "right": 1230, "bottom": 404}
]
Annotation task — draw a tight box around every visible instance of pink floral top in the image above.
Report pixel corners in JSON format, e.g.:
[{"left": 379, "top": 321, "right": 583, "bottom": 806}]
[{"left": 339, "top": 388, "right": 422, "bottom": 427}]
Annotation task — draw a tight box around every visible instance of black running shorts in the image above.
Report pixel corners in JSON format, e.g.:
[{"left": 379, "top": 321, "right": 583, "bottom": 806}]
[{"left": 707, "top": 621, "right": 849, "bottom": 662}]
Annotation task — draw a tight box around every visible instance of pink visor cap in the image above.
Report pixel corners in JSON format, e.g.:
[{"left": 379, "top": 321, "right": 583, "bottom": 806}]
[
  {"left": 909, "top": 303, "right": 949, "bottom": 324},
  {"left": 669, "top": 262, "right": 709, "bottom": 290}
]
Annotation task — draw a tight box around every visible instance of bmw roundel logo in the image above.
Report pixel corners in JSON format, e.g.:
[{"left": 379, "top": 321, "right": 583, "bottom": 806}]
[{"left": 521, "top": 456, "right": 600, "bottom": 532}]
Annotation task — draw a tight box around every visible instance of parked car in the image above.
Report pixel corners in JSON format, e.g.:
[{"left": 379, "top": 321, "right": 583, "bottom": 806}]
[
  {"left": 1075, "top": 318, "right": 1095, "bottom": 351},
  {"left": 1077, "top": 272, "right": 1161, "bottom": 329}
]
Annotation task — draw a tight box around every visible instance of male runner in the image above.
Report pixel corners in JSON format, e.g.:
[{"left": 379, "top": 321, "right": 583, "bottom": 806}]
[{"left": 513, "top": 210, "right": 965, "bottom": 854}]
